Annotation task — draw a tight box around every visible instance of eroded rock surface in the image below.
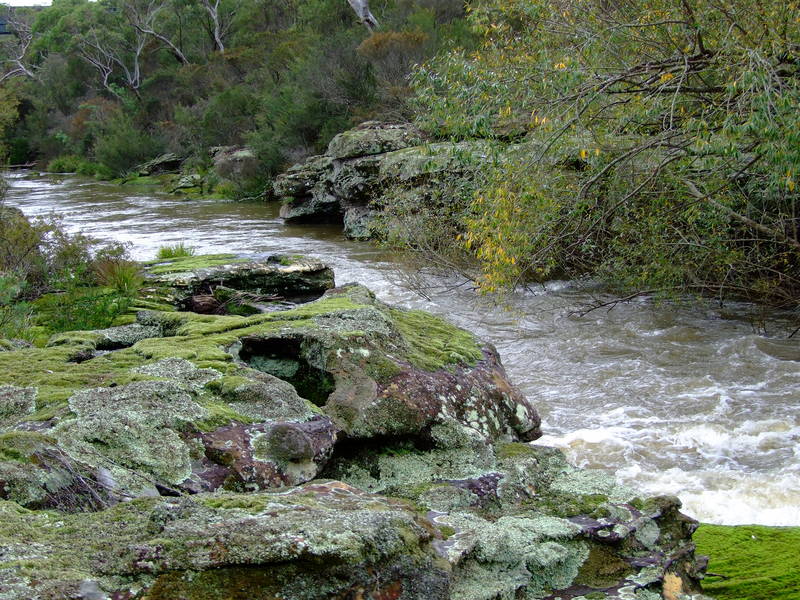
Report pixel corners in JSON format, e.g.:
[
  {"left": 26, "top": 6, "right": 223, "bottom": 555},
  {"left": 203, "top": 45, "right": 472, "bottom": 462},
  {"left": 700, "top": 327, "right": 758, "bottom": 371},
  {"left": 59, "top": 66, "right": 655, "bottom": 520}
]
[
  {"left": 0, "top": 259, "right": 710, "bottom": 600},
  {"left": 141, "top": 253, "right": 336, "bottom": 314},
  {"left": 273, "top": 121, "right": 495, "bottom": 239}
]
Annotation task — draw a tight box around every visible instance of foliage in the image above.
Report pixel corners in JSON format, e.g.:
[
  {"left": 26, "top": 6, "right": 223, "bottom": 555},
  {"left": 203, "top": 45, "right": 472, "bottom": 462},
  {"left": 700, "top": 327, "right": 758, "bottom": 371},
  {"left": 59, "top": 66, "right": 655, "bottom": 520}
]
[
  {"left": 47, "top": 155, "right": 81, "bottom": 173},
  {"left": 0, "top": 273, "right": 32, "bottom": 340},
  {"left": 0, "top": 175, "right": 136, "bottom": 336},
  {"left": 411, "top": 0, "right": 800, "bottom": 306},
  {"left": 33, "top": 287, "right": 134, "bottom": 333},
  {"left": 0, "top": 0, "right": 472, "bottom": 182},
  {"left": 156, "top": 243, "right": 195, "bottom": 259},
  {"left": 0, "top": 87, "right": 19, "bottom": 163}
]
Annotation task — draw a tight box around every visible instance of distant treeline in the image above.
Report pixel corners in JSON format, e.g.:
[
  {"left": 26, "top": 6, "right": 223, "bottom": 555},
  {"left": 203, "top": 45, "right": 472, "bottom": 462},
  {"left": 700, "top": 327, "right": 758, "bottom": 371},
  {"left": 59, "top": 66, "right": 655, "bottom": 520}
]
[{"left": 0, "top": 0, "right": 472, "bottom": 181}]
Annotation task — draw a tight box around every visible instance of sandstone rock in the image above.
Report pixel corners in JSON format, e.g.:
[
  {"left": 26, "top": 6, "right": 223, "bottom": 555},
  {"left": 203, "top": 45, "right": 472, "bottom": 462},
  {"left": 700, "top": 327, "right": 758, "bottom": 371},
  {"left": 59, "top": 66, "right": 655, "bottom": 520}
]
[
  {"left": 326, "top": 121, "right": 423, "bottom": 159},
  {"left": 144, "top": 253, "right": 336, "bottom": 309},
  {"left": 134, "top": 152, "right": 184, "bottom": 176},
  {"left": 273, "top": 122, "right": 495, "bottom": 239},
  {"left": 0, "top": 263, "right": 710, "bottom": 599}
]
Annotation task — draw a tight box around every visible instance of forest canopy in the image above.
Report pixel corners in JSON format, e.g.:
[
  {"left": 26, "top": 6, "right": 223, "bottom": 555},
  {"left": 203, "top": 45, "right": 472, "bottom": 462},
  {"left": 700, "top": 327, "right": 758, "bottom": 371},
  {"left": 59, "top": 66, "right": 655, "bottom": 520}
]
[{"left": 0, "top": 0, "right": 472, "bottom": 178}]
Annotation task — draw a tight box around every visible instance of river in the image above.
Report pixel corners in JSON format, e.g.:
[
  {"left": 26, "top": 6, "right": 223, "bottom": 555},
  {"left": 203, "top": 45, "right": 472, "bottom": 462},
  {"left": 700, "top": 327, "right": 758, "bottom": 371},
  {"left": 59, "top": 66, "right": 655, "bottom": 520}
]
[{"left": 5, "top": 171, "right": 800, "bottom": 526}]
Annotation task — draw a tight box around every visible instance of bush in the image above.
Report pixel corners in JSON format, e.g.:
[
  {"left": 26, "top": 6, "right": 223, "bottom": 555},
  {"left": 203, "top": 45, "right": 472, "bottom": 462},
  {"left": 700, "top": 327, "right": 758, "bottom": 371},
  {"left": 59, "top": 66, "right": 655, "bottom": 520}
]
[
  {"left": 0, "top": 273, "right": 32, "bottom": 341},
  {"left": 410, "top": 0, "right": 800, "bottom": 306},
  {"left": 47, "top": 155, "right": 82, "bottom": 173},
  {"left": 93, "top": 113, "right": 165, "bottom": 177},
  {"left": 33, "top": 287, "right": 133, "bottom": 333}
]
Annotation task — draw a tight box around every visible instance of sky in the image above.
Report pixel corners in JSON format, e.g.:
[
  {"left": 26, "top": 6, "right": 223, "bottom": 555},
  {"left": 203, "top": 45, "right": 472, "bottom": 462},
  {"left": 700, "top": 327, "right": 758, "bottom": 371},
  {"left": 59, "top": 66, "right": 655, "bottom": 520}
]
[{"left": 3, "top": 1, "right": 53, "bottom": 6}]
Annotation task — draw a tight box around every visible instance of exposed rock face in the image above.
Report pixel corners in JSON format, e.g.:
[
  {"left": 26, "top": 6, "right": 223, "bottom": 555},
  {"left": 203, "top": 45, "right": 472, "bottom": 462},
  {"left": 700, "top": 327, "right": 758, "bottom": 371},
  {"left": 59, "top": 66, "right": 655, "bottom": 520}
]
[
  {"left": 0, "top": 258, "right": 711, "bottom": 600},
  {"left": 142, "top": 253, "right": 336, "bottom": 313},
  {"left": 133, "top": 152, "right": 184, "bottom": 176},
  {"left": 273, "top": 121, "right": 494, "bottom": 239}
]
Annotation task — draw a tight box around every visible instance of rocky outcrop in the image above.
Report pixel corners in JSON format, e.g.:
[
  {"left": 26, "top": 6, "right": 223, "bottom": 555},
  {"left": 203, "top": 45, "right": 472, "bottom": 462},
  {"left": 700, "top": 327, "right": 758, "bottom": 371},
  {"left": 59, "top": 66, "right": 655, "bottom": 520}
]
[
  {"left": 133, "top": 153, "right": 185, "bottom": 176},
  {"left": 274, "top": 121, "right": 495, "bottom": 239},
  {"left": 141, "top": 253, "right": 336, "bottom": 313},
  {"left": 0, "top": 258, "right": 711, "bottom": 599}
]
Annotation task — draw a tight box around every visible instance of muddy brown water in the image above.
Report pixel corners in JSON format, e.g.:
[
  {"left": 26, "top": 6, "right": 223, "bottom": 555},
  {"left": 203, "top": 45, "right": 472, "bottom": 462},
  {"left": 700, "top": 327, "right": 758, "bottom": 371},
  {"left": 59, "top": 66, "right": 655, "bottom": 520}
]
[{"left": 5, "top": 171, "right": 800, "bottom": 525}]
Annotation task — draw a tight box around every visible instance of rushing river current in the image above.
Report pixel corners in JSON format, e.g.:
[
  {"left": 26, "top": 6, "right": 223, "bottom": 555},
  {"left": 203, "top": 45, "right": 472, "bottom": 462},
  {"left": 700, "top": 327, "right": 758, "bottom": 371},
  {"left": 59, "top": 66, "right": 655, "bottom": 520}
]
[{"left": 5, "top": 171, "right": 800, "bottom": 526}]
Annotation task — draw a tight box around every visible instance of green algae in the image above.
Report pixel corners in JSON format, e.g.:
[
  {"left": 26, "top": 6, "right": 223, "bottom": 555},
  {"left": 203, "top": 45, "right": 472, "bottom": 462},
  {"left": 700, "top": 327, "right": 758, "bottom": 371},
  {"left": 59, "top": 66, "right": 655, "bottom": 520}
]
[
  {"left": 694, "top": 524, "right": 800, "bottom": 600},
  {"left": 390, "top": 308, "right": 483, "bottom": 372}
]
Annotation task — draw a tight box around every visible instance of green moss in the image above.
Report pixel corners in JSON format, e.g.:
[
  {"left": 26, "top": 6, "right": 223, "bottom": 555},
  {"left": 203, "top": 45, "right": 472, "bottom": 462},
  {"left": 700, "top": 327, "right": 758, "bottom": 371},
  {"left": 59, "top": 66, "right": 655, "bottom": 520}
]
[
  {"left": 437, "top": 525, "right": 456, "bottom": 539},
  {"left": 145, "top": 566, "right": 282, "bottom": 600},
  {"left": 200, "top": 495, "right": 271, "bottom": 513},
  {"left": 523, "top": 492, "right": 612, "bottom": 519},
  {"left": 0, "top": 431, "right": 55, "bottom": 463},
  {"left": 497, "top": 442, "right": 539, "bottom": 460},
  {"left": 389, "top": 308, "right": 483, "bottom": 371},
  {"left": 574, "top": 545, "right": 634, "bottom": 588},
  {"left": 694, "top": 524, "right": 800, "bottom": 600},
  {"left": 116, "top": 175, "right": 169, "bottom": 186},
  {"left": 194, "top": 396, "right": 257, "bottom": 432},
  {"left": 0, "top": 345, "right": 150, "bottom": 410},
  {"left": 143, "top": 254, "right": 245, "bottom": 274}
]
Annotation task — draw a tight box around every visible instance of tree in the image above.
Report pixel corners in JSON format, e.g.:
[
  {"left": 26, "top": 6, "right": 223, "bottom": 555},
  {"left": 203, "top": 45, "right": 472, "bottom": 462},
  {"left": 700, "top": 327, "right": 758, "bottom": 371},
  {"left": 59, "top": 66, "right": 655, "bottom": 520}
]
[
  {"left": 347, "top": 0, "right": 378, "bottom": 32},
  {"left": 411, "top": 0, "right": 800, "bottom": 306},
  {"left": 125, "top": 0, "right": 188, "bottom": 65},
  {"left": 0, "top": 8, "right": 37, "bottom": 83}
]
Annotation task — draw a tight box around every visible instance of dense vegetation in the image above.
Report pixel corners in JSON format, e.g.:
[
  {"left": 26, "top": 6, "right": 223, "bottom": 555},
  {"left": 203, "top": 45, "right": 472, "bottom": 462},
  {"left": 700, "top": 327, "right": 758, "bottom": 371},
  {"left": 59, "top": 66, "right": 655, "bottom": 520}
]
[
  {"left": 695, "top": 524, "right": 800, "bottom": 600},
  {"left": 2, "top": 0, "right": 798, "bottom": 308},
  {"left": 0, "top": 0, "right": 472, "bottom": 184},
  {"left": 0, "top": 178, "right": 140, "bottom": 341},
  {"left": 409, "top": 0, "right": 800, "bottom": 307}
]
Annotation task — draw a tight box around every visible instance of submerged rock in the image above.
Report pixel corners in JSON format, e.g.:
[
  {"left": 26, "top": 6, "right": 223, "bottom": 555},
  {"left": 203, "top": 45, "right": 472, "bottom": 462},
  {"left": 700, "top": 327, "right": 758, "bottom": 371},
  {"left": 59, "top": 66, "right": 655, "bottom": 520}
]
[{"left": 0, "top": 260, "right": 710, "bottom": 599}]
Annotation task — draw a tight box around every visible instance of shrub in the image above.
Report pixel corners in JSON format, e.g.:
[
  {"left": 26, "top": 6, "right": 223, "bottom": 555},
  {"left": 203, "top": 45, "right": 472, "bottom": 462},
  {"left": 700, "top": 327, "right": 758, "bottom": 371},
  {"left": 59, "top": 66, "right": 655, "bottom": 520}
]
[
  {"left": 156, "top": 243, "right": 195, "bottom": 259},
  {"left": 46, "top": 155, "right": 82, "bottom": 173},
  {"left": 410, "top": 0, "right": 800, "bottom": 306},
  {"left": 33, "top": 287, "right": 132, "bottom": 333},
  {"left": 0, "top": 273, "right": 32, "bottom": 341},
  {"left": 93, "top": 113, "right": 165, "bottom": 177}
]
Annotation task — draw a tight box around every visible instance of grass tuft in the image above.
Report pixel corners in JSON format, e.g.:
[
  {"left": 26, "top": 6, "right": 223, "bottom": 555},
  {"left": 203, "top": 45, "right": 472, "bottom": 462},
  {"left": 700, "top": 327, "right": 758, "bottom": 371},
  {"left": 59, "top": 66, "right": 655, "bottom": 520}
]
[{"left": 156, "top": 243, "right": 196, "bottom": 260}]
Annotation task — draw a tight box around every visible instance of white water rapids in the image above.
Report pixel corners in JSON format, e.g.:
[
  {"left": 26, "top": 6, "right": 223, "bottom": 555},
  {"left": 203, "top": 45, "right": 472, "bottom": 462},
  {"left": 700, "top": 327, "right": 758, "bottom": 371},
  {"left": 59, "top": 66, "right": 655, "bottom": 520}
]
[{"left": 5, "top": 172, "right": 800, "bottom": 526}]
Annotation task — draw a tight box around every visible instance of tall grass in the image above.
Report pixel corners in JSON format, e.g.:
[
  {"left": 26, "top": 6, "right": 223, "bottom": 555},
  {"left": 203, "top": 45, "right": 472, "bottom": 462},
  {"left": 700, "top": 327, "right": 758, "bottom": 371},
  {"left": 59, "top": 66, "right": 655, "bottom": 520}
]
[
  {"left": 93, "top": 259, "right": 144, "bottom": 296},
  {"left": 156, "top": 243, "right": 196, "bottom": 259}
]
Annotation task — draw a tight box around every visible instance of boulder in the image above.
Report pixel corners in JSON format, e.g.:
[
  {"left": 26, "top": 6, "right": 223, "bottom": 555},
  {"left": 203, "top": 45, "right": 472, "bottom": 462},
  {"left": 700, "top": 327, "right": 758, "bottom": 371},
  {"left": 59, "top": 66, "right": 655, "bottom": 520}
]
[
  {"left": 134, "top": 153, "right": 184, "bottom": 176},
  {"left": 326, "top": 121, "right": 423, "bottom": 159},
  {"left": 272, "top": 122, "right": 495, "bottom": 239},
  {"left": 211, "top": 145, "right": 259, "bottom": 182},
  {"left": 142, "top": 253, "right": 336, "bottom": 310}
]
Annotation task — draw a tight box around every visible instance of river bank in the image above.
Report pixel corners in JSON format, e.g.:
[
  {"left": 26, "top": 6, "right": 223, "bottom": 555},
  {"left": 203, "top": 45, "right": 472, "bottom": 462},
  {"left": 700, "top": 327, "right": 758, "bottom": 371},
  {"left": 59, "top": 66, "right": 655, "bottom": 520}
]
[
  {"left": 1, "top": 171, "right": 793, "bottom": 598},
  {"left": 5, "top": 170, "right": 799, "bottom": 529}
]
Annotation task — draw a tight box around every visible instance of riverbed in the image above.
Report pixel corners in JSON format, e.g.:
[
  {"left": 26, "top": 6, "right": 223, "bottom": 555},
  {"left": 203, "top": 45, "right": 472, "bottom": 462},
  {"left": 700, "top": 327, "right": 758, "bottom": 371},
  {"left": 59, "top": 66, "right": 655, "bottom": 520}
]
[{"left": 5, "top": 171, "right": 799, "bottom": 526}]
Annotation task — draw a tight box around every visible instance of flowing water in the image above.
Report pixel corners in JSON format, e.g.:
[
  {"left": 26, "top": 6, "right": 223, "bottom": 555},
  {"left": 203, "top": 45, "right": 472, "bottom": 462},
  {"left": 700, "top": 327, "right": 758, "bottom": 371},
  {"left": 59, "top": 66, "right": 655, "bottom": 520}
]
[{"left": 5, "top": 171, "right": 800, "bottom": 526}]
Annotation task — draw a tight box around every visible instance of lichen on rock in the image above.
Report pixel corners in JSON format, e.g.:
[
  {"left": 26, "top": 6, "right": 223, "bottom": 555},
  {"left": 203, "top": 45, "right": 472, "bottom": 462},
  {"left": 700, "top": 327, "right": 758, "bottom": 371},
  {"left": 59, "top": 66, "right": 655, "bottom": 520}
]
[{"left": 0, "top": 258, "right": 709, "bottom": 599}]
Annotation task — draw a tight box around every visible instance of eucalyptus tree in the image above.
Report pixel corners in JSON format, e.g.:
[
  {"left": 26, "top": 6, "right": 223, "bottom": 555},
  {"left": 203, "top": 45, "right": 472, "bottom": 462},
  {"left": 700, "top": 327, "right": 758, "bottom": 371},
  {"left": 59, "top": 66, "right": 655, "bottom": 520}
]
[{"left": 0, "top": 8, "right": 37, "bottom": 83}]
